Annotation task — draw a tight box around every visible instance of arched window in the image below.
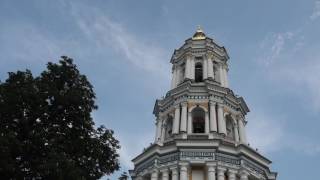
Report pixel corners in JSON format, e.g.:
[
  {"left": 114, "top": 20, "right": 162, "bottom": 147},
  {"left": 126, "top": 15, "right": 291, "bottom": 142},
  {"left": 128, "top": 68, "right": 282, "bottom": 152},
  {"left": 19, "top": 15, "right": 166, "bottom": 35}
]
[
  {"left": 195, "top": 63, "right": 203, "bottom": 82},
  {"left": 225, "top": 115, "right": 235, "bottom": 140},
  {"left": 192, "top": 107, "right": 205, "bottom": 133},
  {"left": 165, "top": 116, "right": 173, "bottom": 139}
]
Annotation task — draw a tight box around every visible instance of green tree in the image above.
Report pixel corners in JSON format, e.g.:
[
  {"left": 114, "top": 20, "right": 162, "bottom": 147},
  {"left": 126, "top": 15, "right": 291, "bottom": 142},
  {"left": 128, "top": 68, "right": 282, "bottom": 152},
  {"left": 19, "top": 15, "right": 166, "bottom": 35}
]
[{"left": 0, "top": 56, "right": 120, "bottom": 179}]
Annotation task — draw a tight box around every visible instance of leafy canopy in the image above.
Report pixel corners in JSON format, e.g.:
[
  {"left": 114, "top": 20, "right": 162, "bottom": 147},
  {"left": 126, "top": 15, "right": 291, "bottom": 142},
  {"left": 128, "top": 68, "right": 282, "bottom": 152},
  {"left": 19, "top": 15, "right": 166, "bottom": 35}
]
[{"left": 0, "top": 56, "right": 120, "bottom": 179}]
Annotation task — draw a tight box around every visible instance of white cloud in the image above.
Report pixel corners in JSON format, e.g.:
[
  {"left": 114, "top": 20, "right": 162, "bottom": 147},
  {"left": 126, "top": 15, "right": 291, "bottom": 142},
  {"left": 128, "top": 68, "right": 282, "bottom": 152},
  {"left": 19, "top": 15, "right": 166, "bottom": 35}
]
[
  {"left": 310, "top": 1, "right": 320, "bottom": 20},
  {"left": 257, "top": 32, "right": 295, "bottom": 66},
  {"left": 69, "top": 2, "right": 170, "bottom": 78}
]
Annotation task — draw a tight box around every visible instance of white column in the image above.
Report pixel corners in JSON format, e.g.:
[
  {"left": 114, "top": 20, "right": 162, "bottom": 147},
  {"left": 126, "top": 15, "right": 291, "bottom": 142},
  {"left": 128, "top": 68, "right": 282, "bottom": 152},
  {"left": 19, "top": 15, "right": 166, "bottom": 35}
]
[
  {"left": 234, "top": 123, "right": 240, "bottom": 142},
  {"left": 173, "top": 105, "right": 180, "bottom": 134},
  {"left": 207, "top": 164, "right": 216, "bottom": 180},
  {"left": 203, "top": 58, "right": 208, "bottom": 80},
  {"left": 155, "top": 116, "right": 163, "bottom": 142},
  {"left": 228, "top": 170, "right": 237, "bottom": 180},
  {"left": 187, "top": 112, "right": 192, "bottom": 134},
  {"left": 190, "top": 60, "right": 195, "bottom": 81},
  {"left": 209, "top": 101, "right": 217, "bottom": 132},
  {"left": 217, "top": 104, "right": 227, "bottom": 135},
  {"left": 160, "top": 120, "right": 166, "bottom": 143},
  {"left": 161, "top": 169, "right": 169, "bottom": 180},
  {"left": 239, "top": 170, "right": 249, "bottom": 180},
  {"left": 205, "top": 111, "right": 209, "bottom": 133},
  {"left": 171, "top": 66, "right": 177, "bottom": 89},
  {"left": 238, "top": 117, "right": 247, "bottom": 144},
  {"left": 180, "top": 102, "right": 188, "bottom": 132},
  {"left": 176, "top": 67, "right": 181, "bottom": 86},
  {"left": 185, "top": 55, "right": 192, "bottom": 79},
  {"left": 223, "top": 67, "right": 229, "bottom": 87},
  {"left": 217, "top": 167, "right": 226, "bottom": 180},
  {"left": 219, "top": 65, "right": 225, "bottom": 87},
  {"left": 207, "top": 57, "right": 214, "bottom": 79},
  {"left": 171, "top": 167, "right": 179, "bottom": 180},
  {"left": 179, "top": 164, "right": 188, "bottom": 180},
  {"left": 151, "top": 170, "right": 159, "bottom": 180}
]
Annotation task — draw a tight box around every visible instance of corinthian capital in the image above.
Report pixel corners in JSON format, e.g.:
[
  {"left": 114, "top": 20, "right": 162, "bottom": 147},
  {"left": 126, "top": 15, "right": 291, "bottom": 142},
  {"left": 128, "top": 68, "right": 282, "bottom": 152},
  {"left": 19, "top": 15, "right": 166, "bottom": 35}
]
[{"left": 206, "top": 51, "right": 214, "bottom": 59}]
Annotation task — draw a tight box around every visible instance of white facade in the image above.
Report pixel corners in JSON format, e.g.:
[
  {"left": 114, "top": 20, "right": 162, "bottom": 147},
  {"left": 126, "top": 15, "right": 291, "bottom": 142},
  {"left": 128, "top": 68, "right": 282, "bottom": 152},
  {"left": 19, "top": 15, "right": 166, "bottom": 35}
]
[{"left": 130, "top": 27, "right": 277, "bottom": 180}]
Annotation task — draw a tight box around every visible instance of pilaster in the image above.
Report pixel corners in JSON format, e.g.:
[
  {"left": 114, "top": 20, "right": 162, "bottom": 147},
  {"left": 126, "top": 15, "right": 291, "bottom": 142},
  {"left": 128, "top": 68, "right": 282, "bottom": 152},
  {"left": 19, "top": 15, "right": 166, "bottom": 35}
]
[
  {"left": 173, "top": 104, "right": 180, "bottom": 134},
  {"left": 180, "top": 102, "right": 188, "bottom": 132},
  {"left": 209, "top": 101, "right": 217, "bottom": 132},
  {"left": 217, "top": 103, "right": 227, "bottom": 135}
]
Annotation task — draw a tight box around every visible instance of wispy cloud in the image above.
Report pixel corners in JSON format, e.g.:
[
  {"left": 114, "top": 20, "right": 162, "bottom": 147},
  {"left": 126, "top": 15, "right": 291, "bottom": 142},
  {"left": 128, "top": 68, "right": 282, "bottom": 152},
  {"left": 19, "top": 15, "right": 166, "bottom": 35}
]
[
  {"left": 250, "top": 2, "right": 320, "bottom": 156},
  {"left": 310, "top": 0, "right": 320, "bottom": 20},
  {"left": 257, "top": 31, "right": 294, "bottom": 66},
  {"left": 69, "top": 2, "right": 170, "bottom": 78}
]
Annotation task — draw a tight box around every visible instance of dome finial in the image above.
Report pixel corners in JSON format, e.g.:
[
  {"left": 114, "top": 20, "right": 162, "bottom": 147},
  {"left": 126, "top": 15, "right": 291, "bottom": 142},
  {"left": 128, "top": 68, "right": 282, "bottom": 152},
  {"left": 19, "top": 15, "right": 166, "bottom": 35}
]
[
  {"left": 192, "top": 25, "right": 206, "bottom": 40},
  {"left": 196, "top": 25, "right": 203, "bottom": 32}
]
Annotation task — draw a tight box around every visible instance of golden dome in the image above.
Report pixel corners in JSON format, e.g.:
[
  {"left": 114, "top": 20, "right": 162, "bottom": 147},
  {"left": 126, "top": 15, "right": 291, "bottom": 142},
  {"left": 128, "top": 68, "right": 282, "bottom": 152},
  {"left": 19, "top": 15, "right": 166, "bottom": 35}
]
[{"left": 192, "top": 25, "right": 206, "bottom": 40}]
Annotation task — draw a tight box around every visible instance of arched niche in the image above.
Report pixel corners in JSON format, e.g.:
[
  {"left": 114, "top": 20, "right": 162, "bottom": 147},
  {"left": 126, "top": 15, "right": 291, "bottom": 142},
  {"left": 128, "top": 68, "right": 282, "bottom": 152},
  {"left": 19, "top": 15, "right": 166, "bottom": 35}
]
[
  {"left": 192, "top": 107, "right": 206, "bottom": 133},
  {"left": 195, "top": 62, "right": 203, "bottom": 82},
  {"left": 165, "top": 116, "right": 173, "bottom": 139},
  {"left": 225, "top": 114, "right": 236, "bottom": 140}
]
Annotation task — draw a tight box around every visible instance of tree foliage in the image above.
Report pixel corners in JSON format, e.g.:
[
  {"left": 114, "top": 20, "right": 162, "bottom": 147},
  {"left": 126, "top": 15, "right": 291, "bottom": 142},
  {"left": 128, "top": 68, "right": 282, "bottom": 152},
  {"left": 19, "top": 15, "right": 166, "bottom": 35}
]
[{"left": 0, "top": 56, "right": 120, "bottom": 179}]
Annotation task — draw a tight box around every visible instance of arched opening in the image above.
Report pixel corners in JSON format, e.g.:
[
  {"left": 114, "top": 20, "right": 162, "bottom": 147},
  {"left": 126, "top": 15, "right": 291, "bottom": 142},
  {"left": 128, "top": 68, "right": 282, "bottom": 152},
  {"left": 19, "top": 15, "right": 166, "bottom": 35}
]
[
  {"left": 165, "top": 116, "right": 173, "bottom": 139},
  {"left": 195, "top": 63, "right": 203, "bottom": 82},
  {"left": 180, "top": 65, "right": 185, "bottom": 83},
  {"left": 225, "top": 115, "right": 235, "bottom": 140},
  {"left": 192, "top": 107, "right": 205, "bottom": 133},
  {"left": 213, "top": 65, "right": 217, "bottom": 81}
]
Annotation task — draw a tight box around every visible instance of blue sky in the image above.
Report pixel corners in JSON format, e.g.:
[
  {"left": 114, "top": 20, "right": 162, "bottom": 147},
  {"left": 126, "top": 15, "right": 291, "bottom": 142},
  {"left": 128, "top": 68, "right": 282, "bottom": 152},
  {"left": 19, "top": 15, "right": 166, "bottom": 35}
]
[{"left": 1, "top": 0, "right": 320, "bottom": 179}]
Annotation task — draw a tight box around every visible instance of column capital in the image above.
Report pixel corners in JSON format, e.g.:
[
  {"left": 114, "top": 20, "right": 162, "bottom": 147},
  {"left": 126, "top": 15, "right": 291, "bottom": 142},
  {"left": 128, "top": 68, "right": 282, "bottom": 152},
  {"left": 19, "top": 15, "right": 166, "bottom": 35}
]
[
  {"left": 217, "top": 166, "right": 227, "bottom": 171},
  {"left": 181, "top": 101, "right": 188, "bottom": 106},
  {"left": 159, "top": 167, "right": 169, "bottom": 173},
  {"left": 185, "top": 52, "right": 193, "bottom": 59},
  {"left": 150, "top": 169, "right": 159, "bottom": 179},
  {"left": 217, "top": 166, "right": 227, "bottom": 178},
  {"left": 239, "top": 169, "right": 250, "bottom": 176},
  {"left": 179, "top": 161, "right": 189, "bottom": 170},
  {"left": 206, "top": 162, "right": 216, "bottom": 172},
  {"left": 151, "top": 168, "right": 159, "bottom": 173},
  {"left": 209, "top": 100, "right": 216, "bottom": 106},
  {"left": 169, "top": 166, "right": 178, "bottom": 171},
  {"left": 206, "top": 161, "right": 217, "bottom": 167},
  {"left": 217, "top": 103, "right": 224, "bottom": 108},
  {"left": 206, "top": 52, "right": 214, "bottom": 59},
  {"left": 228, "top": 168, "right": 238, "bottom": 175},
  {"left": 160, "top": 167, "right": 169, "bottom": 180},
  {"left": 170, "top": 166, "right": 178, "bottom": 175},
  {"left": 174, "top": 104, "right": 180, "bottom": 109}
]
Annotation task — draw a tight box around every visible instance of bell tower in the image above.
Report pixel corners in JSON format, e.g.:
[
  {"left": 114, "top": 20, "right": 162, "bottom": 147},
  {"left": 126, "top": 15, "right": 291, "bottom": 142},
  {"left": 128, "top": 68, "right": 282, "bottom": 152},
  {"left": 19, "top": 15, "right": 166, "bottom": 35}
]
[{"left": 130, "top": 27, "right": 277, "bottom": 180}]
